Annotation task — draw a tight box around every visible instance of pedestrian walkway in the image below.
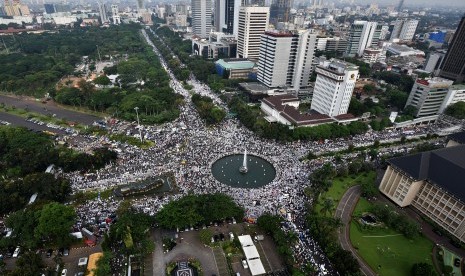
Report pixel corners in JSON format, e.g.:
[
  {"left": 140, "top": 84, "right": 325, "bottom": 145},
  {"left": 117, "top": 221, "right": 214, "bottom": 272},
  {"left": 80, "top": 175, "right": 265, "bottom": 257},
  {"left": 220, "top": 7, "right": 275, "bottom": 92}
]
[{"left": 212, "top": 247, "right": 230, "bottom": 276}]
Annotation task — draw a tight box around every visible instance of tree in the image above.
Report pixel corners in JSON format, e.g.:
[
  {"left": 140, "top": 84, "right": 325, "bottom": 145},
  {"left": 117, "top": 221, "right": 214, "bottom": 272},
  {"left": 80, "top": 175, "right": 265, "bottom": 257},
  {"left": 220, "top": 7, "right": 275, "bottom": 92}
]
[
  {"left": 10, "top": 251, "right": 46, "bottom": 276},
  {"left": 445, "top": 101, "right": 465, "bottom": 119},
  {"left": 320, "top": 198, "right": 335, "bottom": 216},
  {"left": 331, "top": 247, "right": 360, "bottom": 275},
  {"left": 35, "top": 202, "right": 76, "bottom": 247},
  {"left": 93, "top": 75, "right": 111, "bottom": 86}
]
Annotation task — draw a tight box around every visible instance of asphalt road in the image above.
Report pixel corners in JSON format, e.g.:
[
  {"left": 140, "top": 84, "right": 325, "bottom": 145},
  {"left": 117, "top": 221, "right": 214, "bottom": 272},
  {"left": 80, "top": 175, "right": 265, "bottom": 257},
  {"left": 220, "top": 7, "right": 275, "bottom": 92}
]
[
  {"left": 0, "top": 111, "right": 67, "bottom": 135},
  {"left": 336, "top": 185, "right": 376, "bottom": 276},
  {"left": 0, "top": 94, "right": 101, "bottom": 125}
]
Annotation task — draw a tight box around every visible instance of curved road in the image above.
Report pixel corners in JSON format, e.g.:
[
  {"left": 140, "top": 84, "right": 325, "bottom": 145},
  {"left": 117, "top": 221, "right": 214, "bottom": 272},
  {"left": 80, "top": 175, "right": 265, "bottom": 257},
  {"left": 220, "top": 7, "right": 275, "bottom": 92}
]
[{"left": 335, "top": 185, "right": 377, "bottom": 276}]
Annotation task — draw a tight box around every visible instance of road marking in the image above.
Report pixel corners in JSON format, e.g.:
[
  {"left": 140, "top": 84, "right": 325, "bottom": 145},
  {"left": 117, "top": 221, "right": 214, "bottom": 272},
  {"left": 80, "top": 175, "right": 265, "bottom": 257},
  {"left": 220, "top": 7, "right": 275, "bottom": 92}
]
[{"left": 362, "top": 234, "right": 402, "bottom": 238}]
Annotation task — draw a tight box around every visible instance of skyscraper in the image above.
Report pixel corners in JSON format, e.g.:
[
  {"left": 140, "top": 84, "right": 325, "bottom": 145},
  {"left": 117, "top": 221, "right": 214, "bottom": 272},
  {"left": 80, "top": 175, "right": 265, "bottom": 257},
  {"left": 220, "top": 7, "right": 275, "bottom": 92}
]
[
  {"left": 98, "top": 1, "right": 108, "bottom": 24},
  {"left": 214, "top": 0, "right": 226, "bottom": 32},
  {"left": 439, "top": 16, "right": 465, "bottom": 83},
  {"left": 237, "top": 6, "right": 269, "bottom": 60},
  {"left": 269, "top": 0, "right": 291, "bottom": 25},
  {"left": 257, "top": 29, "right": 318, "bottom": 90},
  {"left": 405, "top": 78, "right": 454, "bottom": 117},
  {"left": 345, "top": 21, "right": 382, "bottom": 57},
  {"left": 257, "top": 31, "right": 299, "bottom": 88},
  {"left": 192, "top": 0, "right": 212, "bottom": 38},
  {"left": 311, "top": 59, "right": 359, "bottom": 117},
  {"left": 390, "top": 19, "right": 419, "bottom": 42}
]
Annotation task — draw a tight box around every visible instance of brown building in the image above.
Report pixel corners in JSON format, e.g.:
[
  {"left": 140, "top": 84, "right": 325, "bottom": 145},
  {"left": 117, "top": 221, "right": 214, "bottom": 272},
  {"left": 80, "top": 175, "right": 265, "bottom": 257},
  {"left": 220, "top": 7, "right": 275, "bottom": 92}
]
[
  {"left": 379, "top": 141, "right": 465, "bottom": 242},
  {"left": 439, "top": 16, "right": 465, "bottom": 83}
]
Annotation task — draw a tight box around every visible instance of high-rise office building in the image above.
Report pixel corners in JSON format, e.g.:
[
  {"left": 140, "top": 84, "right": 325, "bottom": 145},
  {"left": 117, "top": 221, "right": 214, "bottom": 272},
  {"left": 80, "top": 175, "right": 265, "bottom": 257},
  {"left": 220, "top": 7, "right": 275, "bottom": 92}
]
[
  {"left": 390, "top": 19, "right": 418, "bottom": 42},
  {"left": 98, "top": 1, "right": 108, "bottom": 24},
  {"left": 311, "top": 59, "right": 359, "bottom": 117},
  {"left": 111, "top": 4, "right": 121, "bottom": 25},
  {"left": 405, "top": 77, "right": 454, "bottom": 117},
  {"left": 345, "top": 21, "right": 382, "bottom": 57},
  {"left": 44, "top": 3, "right": 55, "bottom": 14},
  {"left": 214, "top": 0, "right": 226, "bottom": 32},
  {"left": 439, "top": 16, "right": 465, "bottom": 83},
  {"left": 269, "top": 0, "right": 291, "bottom": 25},
  {"left": 4, "top": 0, "right": 29, "bottom": 16},
  {"left": 237, "top": 6, "right": 269, "bottom": 60},
  {"left": 293, "top": 30, "right": 319, "bottom": 91},
  {"left": 257, "top": 31, "right": 299, "bottom": 88},
  {"left": 192, "top": 0, "right": 212, "bottom": 38}
]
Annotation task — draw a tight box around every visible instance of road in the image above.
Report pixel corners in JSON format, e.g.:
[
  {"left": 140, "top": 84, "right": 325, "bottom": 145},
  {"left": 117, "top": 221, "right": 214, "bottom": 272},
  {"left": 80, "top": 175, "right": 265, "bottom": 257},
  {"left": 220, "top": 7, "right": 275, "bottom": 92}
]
[
  {"left": 0, "top": 94, "right": 101, "bottom": 125},
  {"left": 335, "top": 185, "right": 377, "bottom": 276},
  {"left": 0, "top": 111, "right": 67, "bottom": 135}
]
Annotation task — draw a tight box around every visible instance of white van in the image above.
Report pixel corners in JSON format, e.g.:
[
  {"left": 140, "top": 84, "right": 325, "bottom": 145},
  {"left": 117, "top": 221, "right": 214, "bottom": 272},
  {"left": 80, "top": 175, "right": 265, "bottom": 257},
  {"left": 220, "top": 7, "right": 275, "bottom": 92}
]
[{"left": 12, "top": 246, "right": 20, "bottom": 258}]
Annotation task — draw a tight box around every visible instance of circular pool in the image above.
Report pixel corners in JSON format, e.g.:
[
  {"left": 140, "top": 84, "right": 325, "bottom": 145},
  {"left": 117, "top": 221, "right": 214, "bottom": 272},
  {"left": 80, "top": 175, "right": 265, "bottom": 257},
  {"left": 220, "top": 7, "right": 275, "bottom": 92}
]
[{"left": 211, "top": 154, "right": 276, "bottom": 188}]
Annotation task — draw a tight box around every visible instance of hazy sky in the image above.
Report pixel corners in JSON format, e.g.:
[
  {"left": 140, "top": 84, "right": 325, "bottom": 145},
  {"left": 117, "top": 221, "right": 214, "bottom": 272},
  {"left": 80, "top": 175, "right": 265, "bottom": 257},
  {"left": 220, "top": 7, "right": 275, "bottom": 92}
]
[{"left": 354, "top": 0, "right": 465, "bottom": 8}]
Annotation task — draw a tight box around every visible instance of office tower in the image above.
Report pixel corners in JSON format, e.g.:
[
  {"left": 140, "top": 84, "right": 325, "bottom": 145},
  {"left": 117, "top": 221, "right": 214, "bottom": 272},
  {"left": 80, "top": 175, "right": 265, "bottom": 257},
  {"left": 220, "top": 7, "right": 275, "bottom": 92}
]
[
  {"left": 292, "top": 30, "right": 319, "bottom": 91},
  {"left": 405, "top": 77, "right": 454, "bottom": 117},
  {"left": 425, "top": 52, "right": 445, "bottom": 75},
  {"left": 311, "top": 59, "right": 359, "bottom": 117},
  {"left": 439, "top": 16, "right": 465, "bottom": 83},
  {"left": 4, "top": 0, "right": 28, "bottom": 16},
  {"left": 312, "top": 0, "right": 322, "bottom": 7},
  {"left": 257, "top": 31, "right": 299, "bottom": 88},
  {"left": 439, "top": 85, "right": 465, "bottom": 113},
  {"left": 192, "top": 0, "right": 212, "bottom": 38},
  {"left": 227, "top": 0, "right": 241, "bottom": 35},
  {"left": 270, "top": 0, "right": 291, "bottom": 24},
  {"left": 390, "top": 19, "right": 419, "bottom": 42},
  {"left": 237, "top": 6, "right": 270, "bottom": 60},
  {"left": 396, "top": 0, "right": 404, "bottom": 12},
  {"left": 214, "top": 0, "right": 226, "bottom": 32},
  {"left": 44, "top": 3, "right": 55, "bottom": 14},
  {"left": 345, "top": 21, "right": 382, "bottom": 57},
  {"left": 98, "top": 1, "right": 108, "bottom": 24},
  {"left": 137, "top": 0, "right": 145, "bottom": 11},
  {"left": 111, "top": 4, "right": 121, "bottom": 24}
]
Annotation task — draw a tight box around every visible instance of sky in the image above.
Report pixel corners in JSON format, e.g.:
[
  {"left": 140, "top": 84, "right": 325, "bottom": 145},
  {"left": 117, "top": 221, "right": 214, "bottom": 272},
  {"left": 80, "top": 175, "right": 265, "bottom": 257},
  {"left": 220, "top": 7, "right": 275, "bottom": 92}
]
[{"left": 354, "top": 0, "right": 465, "bottom": 8}]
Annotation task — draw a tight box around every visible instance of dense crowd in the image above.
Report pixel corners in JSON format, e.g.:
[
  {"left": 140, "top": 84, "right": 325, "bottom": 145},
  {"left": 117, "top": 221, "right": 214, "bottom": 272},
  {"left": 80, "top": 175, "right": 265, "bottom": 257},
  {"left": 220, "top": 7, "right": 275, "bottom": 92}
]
[{"left": 65, "top": 29, "right": 452, "bottom": 275}]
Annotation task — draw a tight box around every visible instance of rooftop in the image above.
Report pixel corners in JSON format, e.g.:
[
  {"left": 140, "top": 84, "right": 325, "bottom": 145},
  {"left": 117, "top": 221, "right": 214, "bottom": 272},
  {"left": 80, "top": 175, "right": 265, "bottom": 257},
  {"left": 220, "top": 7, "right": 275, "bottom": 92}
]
[
  {"left": 216, "top": 59, "right": 255, "bottom": 70},
  {"left": 388, "top": 145, "right": 465, "bottom": 202},
  {"left": 416, "top": 77, "right": 454, "bottom": 87},
  {"left": 448, "top": 131, "right": 465, "bottom": 144},
  {"left": 318, "top": 58, "right": 358, "bottom": 73}
]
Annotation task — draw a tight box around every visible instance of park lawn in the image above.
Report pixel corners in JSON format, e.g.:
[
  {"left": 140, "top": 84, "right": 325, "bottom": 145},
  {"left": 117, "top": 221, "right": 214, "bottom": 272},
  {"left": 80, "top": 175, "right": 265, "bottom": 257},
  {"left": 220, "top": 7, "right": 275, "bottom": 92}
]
[
  {"left": 442, "top": 246, "right": 462, "bottom": 276},
  {"left": 315, "top": 171, "right": 376, "bottom": 215},
  {"left": 350, "top": 198, "right": 435, "bottom": 276}
]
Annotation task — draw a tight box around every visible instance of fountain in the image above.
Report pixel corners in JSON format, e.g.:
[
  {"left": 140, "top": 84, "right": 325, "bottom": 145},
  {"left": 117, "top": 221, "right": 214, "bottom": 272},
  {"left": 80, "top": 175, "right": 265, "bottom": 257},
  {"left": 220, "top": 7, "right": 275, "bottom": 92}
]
[
  {"left": 211, "top": 151, "right": 276, "bottom": 188},
  {"left": 239, "top": 149, "right": 248, "bottom": 173}
]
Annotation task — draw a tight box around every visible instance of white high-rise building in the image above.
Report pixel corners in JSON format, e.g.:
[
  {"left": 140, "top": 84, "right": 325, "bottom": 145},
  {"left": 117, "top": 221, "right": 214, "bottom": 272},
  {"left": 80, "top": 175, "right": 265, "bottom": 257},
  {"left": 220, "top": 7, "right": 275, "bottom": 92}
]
[
  {"left": 390, "top": 19, "right": 419, "bottom": 42},
  {"left": 405, "top": 77, "right": 454, "bottom": 117},
  {"left": 111, "top": 4, "right": 120, "bottom": 25},
  {"left": 214, "top": 0, "right": 226, "bottom": 32},
  {"left": 237, "top": 6, "right": 270, "bottom": 60},
  {"left": 439, "top": 85, "right": 465, "bottom": 113},
  {"left": 98, "top": 1, "right": 108, "bottom": 24},
  {"left": 293, "top": 30, "right": 319, "bottom": 90},
  {"left": 346, "top": 21, "right": 382, "bottom": 57},
  {"left": 257, "top": 31, "right": 298, "bottom": 88},
  {"left": 257, "top": 29, "right": 318, "bottom": 89},
  {"left": 311, "top": 59, "right": 359, "bottom": 117},
  {"left": 192, "top": 0, "right": 212, "bottom": 38}
]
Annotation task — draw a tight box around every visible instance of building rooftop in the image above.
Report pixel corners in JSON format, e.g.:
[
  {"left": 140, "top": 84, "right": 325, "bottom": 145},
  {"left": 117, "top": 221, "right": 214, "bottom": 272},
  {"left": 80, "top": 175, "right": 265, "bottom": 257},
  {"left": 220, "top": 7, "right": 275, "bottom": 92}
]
[
  {"left": 388, "top": 145, "right": 465, "bottom": 202},
  {"left": 415, "top": 77, "right": 454, "bottom": 87},
  {"left": 318, "top": 58, "right": 358, "bottom": 73},
  {"left": 215, "top": 59, "right": 255, "bottom": 70},
  {"left": 448, "top": 131, "right": 465, "bottom": 145}
]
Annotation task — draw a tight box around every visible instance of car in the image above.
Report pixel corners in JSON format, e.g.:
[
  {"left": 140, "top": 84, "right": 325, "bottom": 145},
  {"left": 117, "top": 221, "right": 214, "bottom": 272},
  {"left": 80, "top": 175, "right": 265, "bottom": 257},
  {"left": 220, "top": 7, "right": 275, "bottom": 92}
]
[
  {"left": 46, "top": 249, "right": 53, "bottom": 258},
  {"left": 61, "top": 268, "right": 67, "bottom": 276},
  {"left": 433, "top": 229, "right": 443, "bottom": 236},
  {"left": 242, "top": 259, "right": 248, "bottom": 269},
  {"left": 75, "top": 273, "right": 84, "bottom": 276},
  {"left": 58, "top": 248, "right": 64, "bottom": 256},
  {"left": 450, "top": 240, "right": 462, "bottom": 248},
  {"left": 454, "top": 258, "right": 461, "bottom": 267},
  {"left": 12, "top": 246, "right": 20, "bottom": 258},
  {"left": 63, "top": 248, "right": 69, "bottom": 256},
  {"left": 6, "top": 247, "right": 14, "bottom": 258}
]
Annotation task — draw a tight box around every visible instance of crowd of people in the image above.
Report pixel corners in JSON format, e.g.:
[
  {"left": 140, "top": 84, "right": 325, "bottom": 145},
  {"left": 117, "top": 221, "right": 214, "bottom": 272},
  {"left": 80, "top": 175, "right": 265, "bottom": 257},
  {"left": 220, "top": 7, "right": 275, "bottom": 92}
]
[{"left": 64, "top": 29, "right": 455, "bottom": 275}]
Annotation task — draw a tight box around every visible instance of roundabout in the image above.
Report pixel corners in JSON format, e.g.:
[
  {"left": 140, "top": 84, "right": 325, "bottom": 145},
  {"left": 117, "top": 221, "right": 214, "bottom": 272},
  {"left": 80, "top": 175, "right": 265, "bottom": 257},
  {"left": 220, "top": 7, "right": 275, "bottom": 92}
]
[{"left": 211, "top": 152, "right": 276, "bottom": 188}]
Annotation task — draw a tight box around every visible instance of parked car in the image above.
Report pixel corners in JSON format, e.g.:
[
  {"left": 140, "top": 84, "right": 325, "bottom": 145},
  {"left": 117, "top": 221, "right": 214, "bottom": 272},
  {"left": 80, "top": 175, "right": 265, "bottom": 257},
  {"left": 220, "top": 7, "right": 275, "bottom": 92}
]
[{"left": 242, "top": 259, "right": 248, "bottom": 269}]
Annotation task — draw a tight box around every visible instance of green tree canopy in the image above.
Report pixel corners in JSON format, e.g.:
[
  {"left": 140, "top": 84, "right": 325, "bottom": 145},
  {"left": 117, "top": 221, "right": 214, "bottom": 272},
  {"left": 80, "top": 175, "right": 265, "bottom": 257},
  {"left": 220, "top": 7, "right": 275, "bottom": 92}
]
[
  {"left": 445, "top": 101, "right": 465, "bottom": 119},
  {"left": 35, "top": 202, "right": 76, "bottom": 247}
]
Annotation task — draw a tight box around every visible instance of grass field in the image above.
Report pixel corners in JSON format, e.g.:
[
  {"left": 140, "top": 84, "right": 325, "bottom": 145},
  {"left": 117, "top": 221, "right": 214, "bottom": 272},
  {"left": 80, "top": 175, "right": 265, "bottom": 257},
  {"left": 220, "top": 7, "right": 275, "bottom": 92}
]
[
  {"left": 350, "top": 198, "right": 435, "bottom": 276},
  {"left": 442, "top": 246, "right": 462, "bottom": 276},
  {"left": 315, "top": 171, "right": 376, "bottom": 216}
]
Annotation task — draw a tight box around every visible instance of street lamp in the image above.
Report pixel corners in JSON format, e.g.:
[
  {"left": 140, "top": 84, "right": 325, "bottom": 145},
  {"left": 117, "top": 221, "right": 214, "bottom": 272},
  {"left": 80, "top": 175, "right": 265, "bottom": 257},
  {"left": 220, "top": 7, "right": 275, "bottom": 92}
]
[{"left": 134, "top": 107, "right": 143, "bottom": 143}]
